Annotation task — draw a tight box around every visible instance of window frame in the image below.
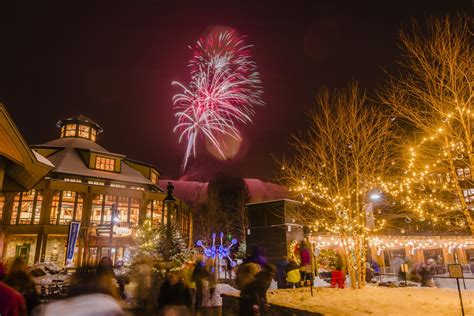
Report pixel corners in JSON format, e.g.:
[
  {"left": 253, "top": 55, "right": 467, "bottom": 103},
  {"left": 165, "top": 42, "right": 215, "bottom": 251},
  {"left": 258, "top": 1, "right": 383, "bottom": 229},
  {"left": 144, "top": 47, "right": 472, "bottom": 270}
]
[{"left": 95, "top": 156, "right": 116, "bottom": 172}]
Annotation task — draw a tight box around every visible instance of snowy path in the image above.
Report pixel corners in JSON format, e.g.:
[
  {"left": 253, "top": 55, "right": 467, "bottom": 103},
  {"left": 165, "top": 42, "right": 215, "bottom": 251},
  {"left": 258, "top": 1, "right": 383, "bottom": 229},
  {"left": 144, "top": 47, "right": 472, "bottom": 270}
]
[{"left": 266, "top": 286, "right": 474, "bottom": 315}]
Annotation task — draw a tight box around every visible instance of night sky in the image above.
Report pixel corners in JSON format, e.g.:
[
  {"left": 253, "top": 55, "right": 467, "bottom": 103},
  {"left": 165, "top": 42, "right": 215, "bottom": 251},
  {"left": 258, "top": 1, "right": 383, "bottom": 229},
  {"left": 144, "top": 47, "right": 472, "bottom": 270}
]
[{"left": 0, "top": 1, "right": 469, "bottom": 181}]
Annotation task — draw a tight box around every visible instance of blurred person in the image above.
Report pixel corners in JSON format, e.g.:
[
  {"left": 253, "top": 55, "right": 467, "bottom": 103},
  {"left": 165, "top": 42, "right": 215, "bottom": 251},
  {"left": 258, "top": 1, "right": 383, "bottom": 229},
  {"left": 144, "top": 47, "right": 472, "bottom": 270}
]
[
  {"left": 235, "top": 260, "right": 260, "bottom": 291},
  {"left": 96, "top": 256, "right": 119, "bottom": 299},
  {"left": 33, "top": 265, "right": 124, "bottom": 316},
  {"left": 276, "top": 256, "right": 288, "bottom": 289},
  {"left": 191, "top": 258, "right": 211, "bottom": 313},
  {"left": 113, "top": 260, "right": 129, "bottom": 299},
  {"left": 299, "top": 241, "right": 311, "bottom": 284},
  {"left": 418, "top": 258, "right": 436, "bottom": 287},
  {"left": 365, "top": 262, "right": 374, "bottom": 283},
  {"left": 0, "top": 262, "right": 27, "bottom": 316},
  {"left": 330, "top": 254, "right": 344, "bottom": 289},
  {"left": 4, "top": 257, "right": 40, "bottom": 314},
  {"left": 286, "top": 260, "right": 301, "bottom": 288},
  {"left": 239, "top": 264, "right": 276, "bottom": 316},
  {"left": 131, "top": 257, "right": 153, "bottom": 311},
  {"left": 157, "top": 271, "right": 192, "bottom": 315},
  {"left": 181, "top": 261, "right": 196, "bottom": 308},
  {"left": 244, "top": 246, "right": 267, "bottom": 268}
]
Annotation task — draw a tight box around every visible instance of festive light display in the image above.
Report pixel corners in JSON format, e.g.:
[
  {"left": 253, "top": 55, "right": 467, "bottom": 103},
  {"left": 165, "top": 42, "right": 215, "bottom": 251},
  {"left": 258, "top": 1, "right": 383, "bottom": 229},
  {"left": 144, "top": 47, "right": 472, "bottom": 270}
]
[
  {"left": 311, "top": 235, "right": 474, "bottom": 251},
  {"left": 196, "top": 232, "right": 238, "bottom": 267},
  {"left": 172, "top": 28, "right": 264, "bottom": 171}
]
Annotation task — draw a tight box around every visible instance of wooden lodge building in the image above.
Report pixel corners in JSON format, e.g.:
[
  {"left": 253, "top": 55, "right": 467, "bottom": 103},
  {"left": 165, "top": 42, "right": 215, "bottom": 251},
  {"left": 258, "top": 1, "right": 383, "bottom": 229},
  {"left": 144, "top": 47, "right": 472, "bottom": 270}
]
[{"left": 0, "top": 107, "right": 192, "bottom": 267}]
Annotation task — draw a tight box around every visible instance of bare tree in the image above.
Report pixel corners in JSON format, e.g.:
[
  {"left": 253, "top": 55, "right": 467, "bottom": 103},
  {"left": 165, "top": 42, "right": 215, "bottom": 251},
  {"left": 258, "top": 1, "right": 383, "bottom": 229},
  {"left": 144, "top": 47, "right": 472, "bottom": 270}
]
[
  {"left": 379, "top": 15, "right": 474, "bottom": 234},
  {"left": 279, "top": 83, "right": 397, "bottom": 289},
  {"left": 208, "top": 173, "right": 250, "bottom": 243}
]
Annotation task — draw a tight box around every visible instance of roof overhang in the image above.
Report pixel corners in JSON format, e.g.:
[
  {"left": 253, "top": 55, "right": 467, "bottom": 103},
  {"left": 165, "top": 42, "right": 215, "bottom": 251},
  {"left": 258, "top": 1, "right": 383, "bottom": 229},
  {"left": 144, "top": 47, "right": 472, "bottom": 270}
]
[{"left": 0, "top": 104, "right": 54, "bottom": 191}]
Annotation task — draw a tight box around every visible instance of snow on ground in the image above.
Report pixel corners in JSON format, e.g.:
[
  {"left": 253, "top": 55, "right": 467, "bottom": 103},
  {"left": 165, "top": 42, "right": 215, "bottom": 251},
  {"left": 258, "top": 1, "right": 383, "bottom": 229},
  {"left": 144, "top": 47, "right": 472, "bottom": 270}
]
[{"left": 266, "top": 286, "right": 474, "bottom": 315}]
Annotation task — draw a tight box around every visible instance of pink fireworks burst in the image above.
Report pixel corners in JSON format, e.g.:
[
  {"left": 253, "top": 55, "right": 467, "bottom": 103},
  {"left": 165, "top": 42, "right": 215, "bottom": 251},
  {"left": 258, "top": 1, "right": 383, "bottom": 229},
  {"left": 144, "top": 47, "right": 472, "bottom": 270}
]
[{"left": 172, "top": 28, "right": 264, "bottom": 171}]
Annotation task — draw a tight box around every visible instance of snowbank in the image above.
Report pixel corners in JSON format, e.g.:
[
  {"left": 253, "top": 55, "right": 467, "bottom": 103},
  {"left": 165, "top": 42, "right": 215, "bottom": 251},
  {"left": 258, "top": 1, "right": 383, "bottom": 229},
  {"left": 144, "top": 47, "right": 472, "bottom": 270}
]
[{"left": 266, "top": 286, "right": 474, "bottom": 315}]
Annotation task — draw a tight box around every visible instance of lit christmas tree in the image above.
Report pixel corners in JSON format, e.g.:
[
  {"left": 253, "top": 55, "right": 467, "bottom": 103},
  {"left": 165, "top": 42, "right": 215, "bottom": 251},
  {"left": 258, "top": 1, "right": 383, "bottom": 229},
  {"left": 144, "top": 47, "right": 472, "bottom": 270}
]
[{"left": 129, "top": 219, "right": 191, "bottom": 271}]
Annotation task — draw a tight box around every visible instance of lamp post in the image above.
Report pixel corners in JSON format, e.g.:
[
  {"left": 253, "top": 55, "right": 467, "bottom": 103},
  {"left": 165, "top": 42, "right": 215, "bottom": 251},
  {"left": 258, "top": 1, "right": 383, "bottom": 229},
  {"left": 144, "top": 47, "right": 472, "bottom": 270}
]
[
  {"left": 164, "top": 182, "right": 176, "bottom": 228},
  {"left": 163, "top": 182, "right": 176, "bottom": 264},
  {"left": 109, "top": 203, "right": 119, "bottom": 258}
]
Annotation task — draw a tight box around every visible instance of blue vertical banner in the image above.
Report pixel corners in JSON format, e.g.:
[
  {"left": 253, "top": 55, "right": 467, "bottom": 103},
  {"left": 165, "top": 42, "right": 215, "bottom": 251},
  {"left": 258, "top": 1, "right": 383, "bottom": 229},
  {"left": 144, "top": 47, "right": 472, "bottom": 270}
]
[{"left": 66, "top": 221, "right": 81, "bottom": 266}]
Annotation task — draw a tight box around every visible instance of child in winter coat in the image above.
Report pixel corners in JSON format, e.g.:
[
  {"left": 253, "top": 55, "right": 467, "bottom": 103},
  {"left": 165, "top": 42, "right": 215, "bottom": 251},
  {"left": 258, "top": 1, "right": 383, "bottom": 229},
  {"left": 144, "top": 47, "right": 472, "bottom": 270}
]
[{"left": 286, "top": 261, "right": 301, "bottom": 288}]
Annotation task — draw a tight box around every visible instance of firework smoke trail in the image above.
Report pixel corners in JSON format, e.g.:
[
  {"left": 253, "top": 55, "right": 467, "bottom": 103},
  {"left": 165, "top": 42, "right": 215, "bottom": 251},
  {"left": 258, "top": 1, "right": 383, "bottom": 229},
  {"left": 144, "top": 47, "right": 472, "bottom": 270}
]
[{"left": 172, "top": 28, "right": 264, "bottom": 171}]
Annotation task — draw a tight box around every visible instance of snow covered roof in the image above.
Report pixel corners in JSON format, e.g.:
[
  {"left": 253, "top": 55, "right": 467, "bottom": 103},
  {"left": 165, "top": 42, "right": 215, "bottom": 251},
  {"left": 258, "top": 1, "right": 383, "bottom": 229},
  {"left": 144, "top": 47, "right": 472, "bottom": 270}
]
[
  {"left": 33, "top": 137, "right": 153, "bottom": 185},
  {"left": 158, "top": 178, "right": 289, "bottom": 204}
]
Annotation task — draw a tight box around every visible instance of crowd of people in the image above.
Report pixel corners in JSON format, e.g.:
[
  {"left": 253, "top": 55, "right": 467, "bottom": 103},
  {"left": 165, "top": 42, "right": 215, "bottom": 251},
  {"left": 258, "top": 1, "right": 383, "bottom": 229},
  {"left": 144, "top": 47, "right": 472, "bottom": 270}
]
[
  {"left": 0, "top": 247, "right": 277, "bottom": 316},
  {"left": 0, "top": 245, "right": 447, "bottom": 316}
]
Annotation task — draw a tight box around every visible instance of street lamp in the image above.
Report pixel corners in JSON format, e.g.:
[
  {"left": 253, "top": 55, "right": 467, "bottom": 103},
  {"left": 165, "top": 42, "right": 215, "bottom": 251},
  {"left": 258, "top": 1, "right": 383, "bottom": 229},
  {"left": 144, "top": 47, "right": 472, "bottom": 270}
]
[
  {"left": 109, "top": 203, "right": 119, "bottom": 258},
  {"left": 366, "top": 190, "right": 382, "bottom": 229},
  {"left": 163, "top": 182, "right": 176, "bottom": 227}
]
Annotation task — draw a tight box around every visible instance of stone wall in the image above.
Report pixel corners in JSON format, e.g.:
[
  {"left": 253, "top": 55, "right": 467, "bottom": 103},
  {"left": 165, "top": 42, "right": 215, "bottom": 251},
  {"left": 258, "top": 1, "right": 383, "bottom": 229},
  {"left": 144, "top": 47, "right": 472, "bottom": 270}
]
[
  {"left": 4, "top": 235, "right": 37, "bottom": 265},
  {"left": 44, "top": 236, "right": 67, "bottom": 267}
]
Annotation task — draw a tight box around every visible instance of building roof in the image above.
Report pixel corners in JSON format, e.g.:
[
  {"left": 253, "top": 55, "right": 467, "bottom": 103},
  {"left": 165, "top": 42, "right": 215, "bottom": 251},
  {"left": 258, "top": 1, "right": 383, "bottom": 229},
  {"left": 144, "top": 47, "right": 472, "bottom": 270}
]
[
  {"left": 0, "top": 104, "right": 54, "bottom": 191},
  {"left": 57, "top": 114, "right": 103, "bottom": 133},
  {"left": 158, "top": 178, "right": 290, "bottom": 204},
  {"left": 33, "top": 137, "right": 154, "bottom": 185}
]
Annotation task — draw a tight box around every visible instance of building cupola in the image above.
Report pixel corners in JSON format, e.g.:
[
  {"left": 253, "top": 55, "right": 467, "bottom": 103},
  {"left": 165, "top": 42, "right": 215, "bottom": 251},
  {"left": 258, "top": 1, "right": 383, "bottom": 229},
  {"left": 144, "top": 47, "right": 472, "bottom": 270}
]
[{"left": 56, "top": 114, "right": 103, "bottom": 142}]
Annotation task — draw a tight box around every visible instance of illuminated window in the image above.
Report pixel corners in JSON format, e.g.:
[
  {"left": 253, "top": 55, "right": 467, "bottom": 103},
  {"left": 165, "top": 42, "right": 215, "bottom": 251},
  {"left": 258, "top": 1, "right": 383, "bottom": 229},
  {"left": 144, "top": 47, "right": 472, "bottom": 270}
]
[
  {"left": 50, "top": 191, "right": 83, "bottom": 225},
  {"left": 10, "top": 190, "right": 42, "bottom": 225},
  {"left": 65, "top": 124, "right": 77, "bottom": 137},
  {"left": 130, "top": 198, "right": 139, "bottom": 226},
  {"left": 457, "top": 168, "right": 471, "bottom": 181},
  {"left": 96, "top": 156, "right": 115, "bottom": 172},
  {"left": 90, "top": 195, "right": 138, "bottom": 226},
  {"left": 146, "top": 200, "right": 163, "bottom": 226},
  {"left": 131, "top": 186, "right": 144, "bottom": 191},
  {"left": 150, "top": 171, "right": 158, "bottom": 184},
  {"left": 103, "top": 195, "right": 116, "bottom": 224},
  {"left": 64, "top": 178, "right": 82, "bottom": 183},
  {"left": 91, "top": 129, "right": 97, "bottom": 142},
  {"left": 91, "top": 194, "right": 104, "bottom": 225},
  {"left": 463, "top": 189, "right": 474, "bottom": 203},
  {"left": 78, "top": 125, "right": 90, "bottom": 139},
  {"left": 110, "top": 183, "right": 126, "bottom": 188},
  {"left": 88, "top": 180, "right": 105, "bottom": 186},
  {"left": 60, "top": 126, "right": 65, "bottom": 137}
]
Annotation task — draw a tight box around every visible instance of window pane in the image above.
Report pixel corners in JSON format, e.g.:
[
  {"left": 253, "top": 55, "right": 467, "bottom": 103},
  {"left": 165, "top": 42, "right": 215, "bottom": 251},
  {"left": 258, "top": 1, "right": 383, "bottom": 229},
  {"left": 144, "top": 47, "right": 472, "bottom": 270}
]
[
  {"left": 59, "top": 191, "right": 76, "bottom": 225},
  {"left": 150, "top": 172, "right": 158, "bottom": 184},
  {"left": 146, "top": 200, "right": 162, "bottom": 226},
  {"left": 96, "top": 156, "right": 115, "bottom": 171},
  {"left": 33, "top": 191, "right": 42, "bottom": 224},
  {"left": 78, "top": 125, "right": 90, "bottom": 139},
  {"left": 50, "top": 192, "right": 60, "bottom": 224},
  {"left": 91, "top": 194, "right": 104, "bottom": 225},
  {"left": 10, "top": 193, "right": 21, "bottom": 224},
  {"left": 91, "top": 129, "right": 97, "bottom": 141},
  {"left": 75, "top": 194, "right": 83, "bottom": 221},
  {"left": 65, "top": 124, "right": 77, "bottom": 136},
  {"left": 103, "top": 195, "right": 116, "bottom": 224},
  {"left": 117, "top": 196, "right": 129, "bottom": 225},
  {"left": 130, "top": 198, "right": 139, "bottom": 226},
  {"left": 16, "top": 190, "right": 38, "bottom": 225}
]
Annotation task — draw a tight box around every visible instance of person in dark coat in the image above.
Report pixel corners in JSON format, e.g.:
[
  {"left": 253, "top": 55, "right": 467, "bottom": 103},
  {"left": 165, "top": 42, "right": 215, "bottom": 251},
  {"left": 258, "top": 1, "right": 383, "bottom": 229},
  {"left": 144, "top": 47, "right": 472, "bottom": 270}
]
[
  {"left": 239, "top": 264, "right": 276, "bottom": 316},
  {"left": 276, "top": 256, "right": 288, "bottom": 289},
  {"left": 244, "top": 246, "right": 268, "bottom": 268},
  {"left": 191, "top": 259, "right": 211, "bottom": 313},
  {"left": 4, "top": 257, "right": 40, "bottom": 314},
  {"left": 157, "top": 271, "right": 192, "bottom": 314}
]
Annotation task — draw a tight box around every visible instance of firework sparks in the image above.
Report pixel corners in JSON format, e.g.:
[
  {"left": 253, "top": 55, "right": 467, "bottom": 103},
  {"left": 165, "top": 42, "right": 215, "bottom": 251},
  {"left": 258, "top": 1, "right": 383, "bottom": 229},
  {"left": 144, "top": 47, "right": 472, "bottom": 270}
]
[{"left": 172, "top": 28, "right": 264, "bottom": 172}]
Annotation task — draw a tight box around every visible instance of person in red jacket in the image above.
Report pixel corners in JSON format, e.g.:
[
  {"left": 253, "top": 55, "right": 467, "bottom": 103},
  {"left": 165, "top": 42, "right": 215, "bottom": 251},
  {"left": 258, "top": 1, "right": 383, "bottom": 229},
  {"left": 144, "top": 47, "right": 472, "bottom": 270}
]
[{"left": 0, "top": 280, "right": 27, "bottom": 316}]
